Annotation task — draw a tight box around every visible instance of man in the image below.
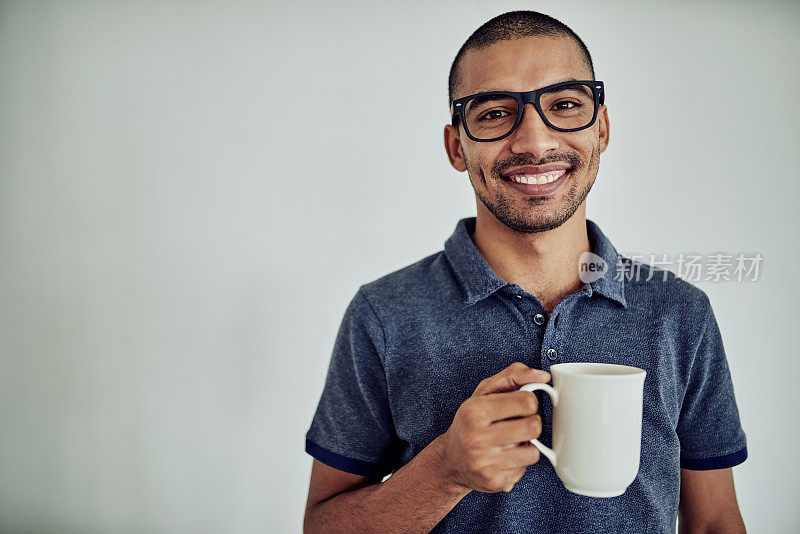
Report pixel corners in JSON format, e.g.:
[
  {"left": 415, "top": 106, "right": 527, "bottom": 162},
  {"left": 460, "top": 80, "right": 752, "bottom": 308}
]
[{"left": 303, "top": 10, "right": 747, "bottom": 534}]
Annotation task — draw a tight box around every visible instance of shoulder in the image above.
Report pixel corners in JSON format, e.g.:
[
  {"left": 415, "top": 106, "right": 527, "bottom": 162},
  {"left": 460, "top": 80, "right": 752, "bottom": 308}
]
[
  {"left": 357, "top": 249, "right": 454, "bottom": 305},
  {"left": 332, "top": 252, "right": 450, "bottom": 364},
  {"left": 350, "top": 249, "right": 461, "bottom": 328},
  {"left": 620, "top": 255, "right": 712, "bottom": 321}
]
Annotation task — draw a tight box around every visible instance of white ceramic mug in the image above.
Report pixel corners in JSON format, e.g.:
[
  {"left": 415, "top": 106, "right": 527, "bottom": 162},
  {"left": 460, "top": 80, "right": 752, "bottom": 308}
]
[{"left": 519, "top": 362, "right": 646, "bottom": 497}]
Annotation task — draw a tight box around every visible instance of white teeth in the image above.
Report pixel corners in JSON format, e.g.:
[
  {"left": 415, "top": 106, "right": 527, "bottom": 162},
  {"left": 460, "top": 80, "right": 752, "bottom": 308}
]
[{"left": 509, "top": 170, "right": 566, "bottom": 184}]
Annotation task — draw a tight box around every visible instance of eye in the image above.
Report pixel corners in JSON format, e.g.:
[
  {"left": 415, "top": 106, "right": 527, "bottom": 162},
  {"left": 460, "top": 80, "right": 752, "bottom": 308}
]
[
  {"left": 478, "top": 109, "right": 513, "bottom": 121},
  {"left": 552, "top": 100, "right": 582, "bottom": 111}
]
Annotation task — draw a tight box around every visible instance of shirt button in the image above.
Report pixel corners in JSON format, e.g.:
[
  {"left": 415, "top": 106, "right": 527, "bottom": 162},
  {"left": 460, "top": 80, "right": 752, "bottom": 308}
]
[
  {"left": 513, "top": 294, "right": 522, "bottom": 300},
  {"left": 533, "top": 313, "right": 545, "bottom": 325},
  {"left": 546, "top": 348, "right": 558, "bottom": 361}
]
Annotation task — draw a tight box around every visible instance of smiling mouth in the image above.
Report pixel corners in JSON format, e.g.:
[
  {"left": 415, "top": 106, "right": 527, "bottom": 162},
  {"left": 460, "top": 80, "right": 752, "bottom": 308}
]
[{"left": 501, "top": 168, "right": 572, "bottom": 195}]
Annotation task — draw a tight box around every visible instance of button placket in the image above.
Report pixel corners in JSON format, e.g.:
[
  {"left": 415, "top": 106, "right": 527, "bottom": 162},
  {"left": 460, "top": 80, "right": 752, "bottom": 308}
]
[
  {"left": 502, "top": 291, "right": 539, "bottom": 367},
  {"left": 541, "top": 310, "right": 560, "bottom": 366}
]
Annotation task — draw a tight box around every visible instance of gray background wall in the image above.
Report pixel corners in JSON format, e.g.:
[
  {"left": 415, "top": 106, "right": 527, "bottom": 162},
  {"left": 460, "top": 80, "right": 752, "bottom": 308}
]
[{"left": 1, "top": 0, "right": 798, "bottom": 532}]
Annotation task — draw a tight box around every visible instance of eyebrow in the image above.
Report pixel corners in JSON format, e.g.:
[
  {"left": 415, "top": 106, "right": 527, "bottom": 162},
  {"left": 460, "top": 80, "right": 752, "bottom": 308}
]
[
  {"left": 542, "top": 83, "right": 593, "bottom": 97},
  {"left": 470, "top": 77, "right": 585, "bottom": 96},
  {"left": 466, "top": 93, "right": 514, "bottom": 107}
]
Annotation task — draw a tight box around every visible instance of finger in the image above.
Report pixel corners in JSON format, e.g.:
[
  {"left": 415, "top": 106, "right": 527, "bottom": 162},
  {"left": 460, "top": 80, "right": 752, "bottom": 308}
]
[
  {"left": 479, "top": 391, "right": 539, "bottom": 422},
  {"left": 498, "top": 441, "right": 542, "bottom": 469},
  {"left": 472, "top": 362, "right": 551, "bottom": 396},
  {"left": 486, "top": 414, "right": 542, "bottom": 447}
]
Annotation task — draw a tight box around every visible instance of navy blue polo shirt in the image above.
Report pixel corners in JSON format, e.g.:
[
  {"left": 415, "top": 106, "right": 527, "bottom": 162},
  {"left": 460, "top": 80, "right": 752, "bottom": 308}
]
[{"left": 305, "top": 216, "right": 747, "bottom": 533}]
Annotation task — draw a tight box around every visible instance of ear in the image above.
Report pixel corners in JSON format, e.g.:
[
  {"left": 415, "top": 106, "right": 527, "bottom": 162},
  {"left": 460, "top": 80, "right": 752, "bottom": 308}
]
[
  {"left": 444, "top": 124, "right": 467, "bottom": 172},
  {"left": 598, "top": 105, "right": 610, "bottom": 154}
]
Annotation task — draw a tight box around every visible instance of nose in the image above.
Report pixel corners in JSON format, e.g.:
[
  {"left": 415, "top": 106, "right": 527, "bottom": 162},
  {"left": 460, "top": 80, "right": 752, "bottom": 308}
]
[{"left": 508, "top": 102, "right": 560, "bottom": 157}]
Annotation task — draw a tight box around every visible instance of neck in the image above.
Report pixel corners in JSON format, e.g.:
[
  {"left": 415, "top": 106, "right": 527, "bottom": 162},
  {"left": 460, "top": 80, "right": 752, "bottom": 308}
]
[{"left": 470, "top": 202, "right": 591, "bottom": 313}]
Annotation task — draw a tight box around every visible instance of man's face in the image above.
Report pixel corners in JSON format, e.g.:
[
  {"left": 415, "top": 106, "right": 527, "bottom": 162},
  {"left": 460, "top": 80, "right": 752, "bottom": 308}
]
[{"left": 444, "top": 36, "right": 610, "bottom": 234}]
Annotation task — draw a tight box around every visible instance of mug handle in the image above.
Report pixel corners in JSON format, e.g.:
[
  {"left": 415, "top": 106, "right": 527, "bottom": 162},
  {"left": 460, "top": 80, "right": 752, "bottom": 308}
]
[{"left": 519, "top": 382, "right": 559, "bottom": 468}]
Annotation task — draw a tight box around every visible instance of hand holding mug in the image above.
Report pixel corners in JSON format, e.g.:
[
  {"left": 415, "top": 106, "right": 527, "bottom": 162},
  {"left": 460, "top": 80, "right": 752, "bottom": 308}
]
[{"left": 440, "top": 362, "right": 551, "bottom": 493}]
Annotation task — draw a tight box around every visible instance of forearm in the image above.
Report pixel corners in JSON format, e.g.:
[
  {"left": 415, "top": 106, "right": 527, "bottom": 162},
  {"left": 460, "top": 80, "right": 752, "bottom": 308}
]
[
  {"left": 678, "top": 510, "right": 746, "bottom": 534},
  {"left": 305, "top": 434, "right": 471, "bottom": 534}
]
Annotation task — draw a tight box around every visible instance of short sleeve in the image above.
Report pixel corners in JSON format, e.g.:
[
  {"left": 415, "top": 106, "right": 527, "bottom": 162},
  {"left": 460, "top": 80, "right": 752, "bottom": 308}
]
[
  {"left": 305, "top": 288, "right": 399, "bottom": 478},
  {"left": 676, "top": 297, "right": 748, "bottom": 470}
]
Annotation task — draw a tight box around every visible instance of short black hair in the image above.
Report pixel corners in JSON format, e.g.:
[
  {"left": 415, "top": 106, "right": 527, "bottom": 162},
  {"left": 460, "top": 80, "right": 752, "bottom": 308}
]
[{"left": 448, "top": 10, "right": 595, "bottom": 107}]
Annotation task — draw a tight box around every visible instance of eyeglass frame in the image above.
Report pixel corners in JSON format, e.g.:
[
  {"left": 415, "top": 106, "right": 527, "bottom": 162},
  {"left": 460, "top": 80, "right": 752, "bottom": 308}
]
[{"left": 449, "top": 80, "right": 605, "bottom": 142}]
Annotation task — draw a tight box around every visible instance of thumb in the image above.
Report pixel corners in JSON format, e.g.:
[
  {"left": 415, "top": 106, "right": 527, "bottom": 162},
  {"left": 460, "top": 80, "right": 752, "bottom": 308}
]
[{"left": 472, "top": 362, "right": 551, "bottom": 396}]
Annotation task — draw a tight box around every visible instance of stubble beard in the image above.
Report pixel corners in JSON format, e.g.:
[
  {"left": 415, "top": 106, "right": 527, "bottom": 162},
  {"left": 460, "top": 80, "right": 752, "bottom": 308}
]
[{"left": 464, "top": 142, "right": 600, "bottom": 235}]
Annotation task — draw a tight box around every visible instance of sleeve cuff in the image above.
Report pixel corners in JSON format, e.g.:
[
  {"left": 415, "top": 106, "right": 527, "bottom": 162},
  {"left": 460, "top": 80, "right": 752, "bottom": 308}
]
[
  {"left": 680, "top": 446, "right": 748, "bottom": 470},
  {"left": 305, "top": 438, "right": 392, "bottom": 478}
]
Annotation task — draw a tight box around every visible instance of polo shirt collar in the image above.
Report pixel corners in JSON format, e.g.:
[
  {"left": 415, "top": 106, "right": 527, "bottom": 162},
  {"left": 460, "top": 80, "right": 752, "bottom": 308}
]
[
  {"left": 443, "top": 216, "right": 627, "bottom": 308},
  {"left": 586, "top": 218, "right": 628, "bottom": 308}
]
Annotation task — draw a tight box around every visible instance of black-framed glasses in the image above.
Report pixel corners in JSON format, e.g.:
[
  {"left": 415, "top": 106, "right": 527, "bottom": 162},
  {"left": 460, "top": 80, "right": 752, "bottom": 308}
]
[{"left": 449, "top": 80, "right": 605, "bottom": 142}]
